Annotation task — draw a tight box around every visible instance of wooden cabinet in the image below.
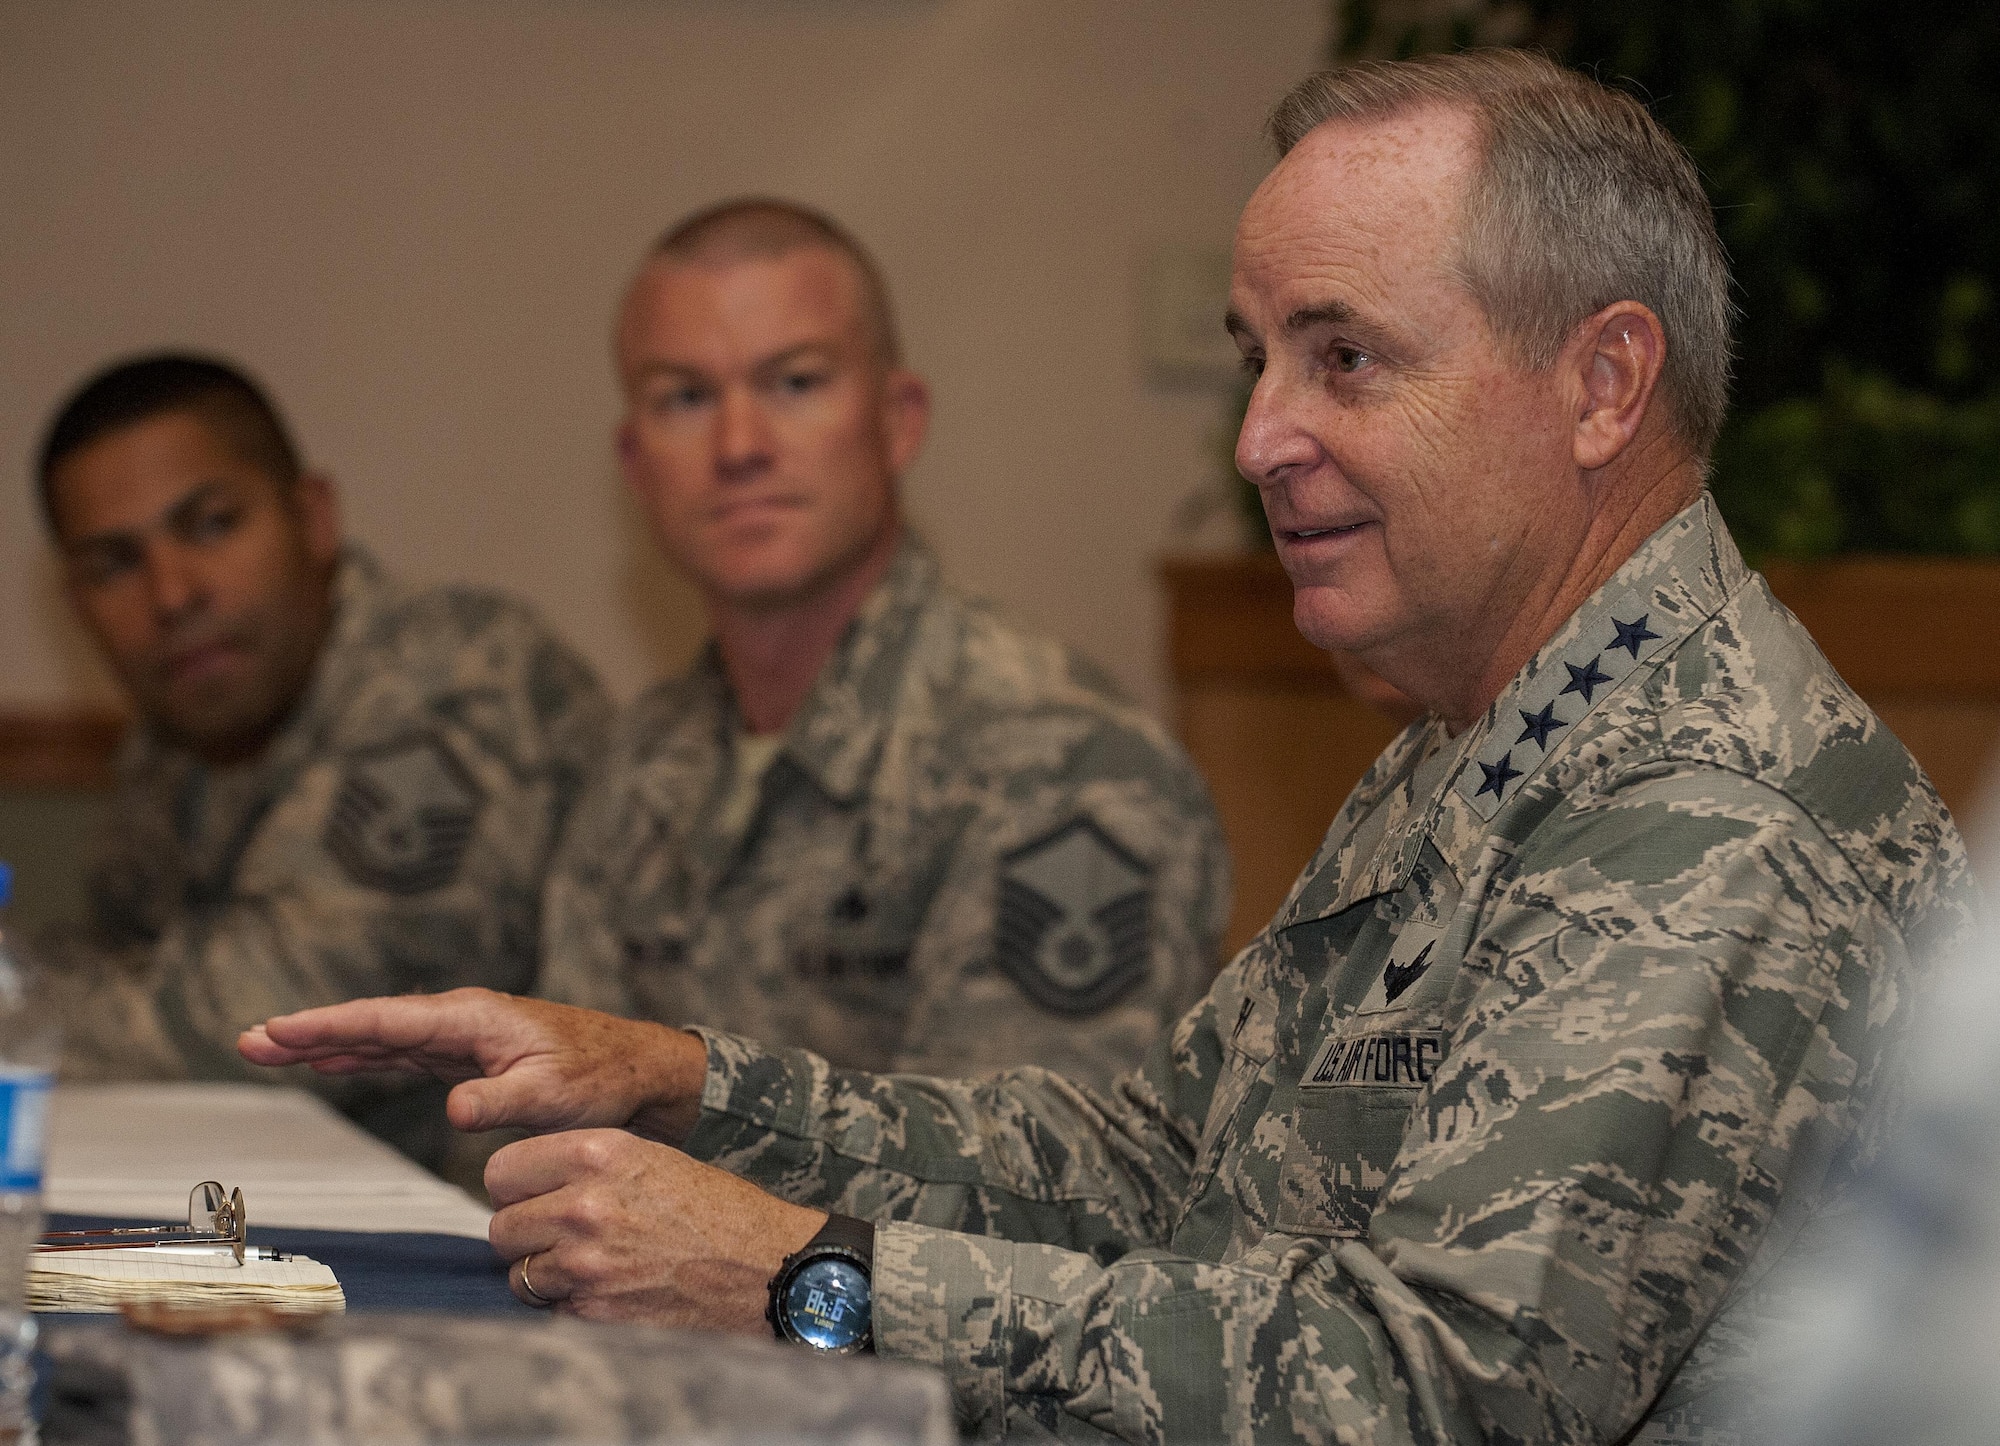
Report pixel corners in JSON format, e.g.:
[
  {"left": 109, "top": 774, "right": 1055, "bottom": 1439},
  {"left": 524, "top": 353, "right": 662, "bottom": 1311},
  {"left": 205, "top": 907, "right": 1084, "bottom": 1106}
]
[
  {"left": 0, "top": 710, "right": 124, "bottom": 789},
  {"left": 1159, "top": 554, "right": 1402, "bottom": 955},
  {"left": 1161, "top": 552, "right": 2000, "bottom": 957}
]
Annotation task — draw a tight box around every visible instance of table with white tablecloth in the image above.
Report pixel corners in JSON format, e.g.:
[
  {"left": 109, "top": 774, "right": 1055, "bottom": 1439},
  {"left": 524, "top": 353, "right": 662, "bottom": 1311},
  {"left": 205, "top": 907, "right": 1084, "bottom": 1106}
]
[{"left": 47, "top": 1081, "right": 493, "bottom": 1239}]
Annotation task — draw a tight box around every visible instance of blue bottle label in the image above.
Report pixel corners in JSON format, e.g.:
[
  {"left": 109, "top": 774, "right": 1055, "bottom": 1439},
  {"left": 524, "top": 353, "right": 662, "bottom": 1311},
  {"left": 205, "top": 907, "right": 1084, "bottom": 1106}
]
[{"left": 0, "top": 1071, "right": 52, "bottom": 1192}]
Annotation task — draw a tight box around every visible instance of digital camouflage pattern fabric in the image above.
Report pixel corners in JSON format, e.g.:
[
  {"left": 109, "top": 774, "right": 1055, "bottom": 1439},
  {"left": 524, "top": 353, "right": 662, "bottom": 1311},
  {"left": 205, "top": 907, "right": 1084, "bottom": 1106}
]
[
  {"left": 40, "top": 547, "right": 609, "bottom": 1170},
  {"left": 40, "top": 1313, "right": 955, "bottom": 1445},
  {"left": 539, "top": 538, "right": 1230, "bottom": 1090},
  {"left": 682, "top": 496, "right": 1973, "bottom": 1442}
]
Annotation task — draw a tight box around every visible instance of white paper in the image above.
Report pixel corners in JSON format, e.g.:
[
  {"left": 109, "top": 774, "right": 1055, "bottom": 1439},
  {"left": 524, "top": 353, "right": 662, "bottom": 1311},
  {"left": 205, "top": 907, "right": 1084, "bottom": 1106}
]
[
  {"left": 45, "top": 1083, "right": 492, "bottom": 1238},
  {"left": 31, "top": 1247, "right": 344, "bottom": 1313}
]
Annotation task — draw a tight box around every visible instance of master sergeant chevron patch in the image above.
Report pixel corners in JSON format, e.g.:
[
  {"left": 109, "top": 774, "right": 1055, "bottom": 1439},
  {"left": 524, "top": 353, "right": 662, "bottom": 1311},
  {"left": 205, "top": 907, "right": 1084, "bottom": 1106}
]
[{"left": 995, "top": 817, "right": 1153, "bottom": 1016}]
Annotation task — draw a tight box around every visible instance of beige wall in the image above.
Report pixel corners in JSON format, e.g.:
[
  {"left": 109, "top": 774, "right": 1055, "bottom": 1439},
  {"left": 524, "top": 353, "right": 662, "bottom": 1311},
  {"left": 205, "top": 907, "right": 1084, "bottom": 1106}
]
[{"left": 0, "top": 0, "right": 1323, "bottom": 715}]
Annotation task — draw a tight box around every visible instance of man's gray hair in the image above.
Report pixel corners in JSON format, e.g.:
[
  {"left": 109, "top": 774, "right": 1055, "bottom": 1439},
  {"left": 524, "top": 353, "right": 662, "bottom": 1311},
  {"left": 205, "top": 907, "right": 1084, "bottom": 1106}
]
[{"left": 1269, "top": 50, "right": 1735, "bottom": 459}]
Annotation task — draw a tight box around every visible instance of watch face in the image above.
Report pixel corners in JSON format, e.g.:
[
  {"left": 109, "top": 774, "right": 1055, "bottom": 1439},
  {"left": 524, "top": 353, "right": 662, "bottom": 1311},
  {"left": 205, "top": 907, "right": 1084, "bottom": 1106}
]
[{"left": 782, "top": 1256, "right": 870, "bottom": 1351}]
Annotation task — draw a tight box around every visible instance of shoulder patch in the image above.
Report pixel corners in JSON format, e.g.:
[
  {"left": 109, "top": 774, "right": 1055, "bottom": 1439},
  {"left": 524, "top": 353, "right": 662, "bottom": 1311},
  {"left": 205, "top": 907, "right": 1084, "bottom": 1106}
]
[
  {"left": 324, "top": 737, "right": 484, "bottom": 895},
  {"left": 996, "top": 817, "right": 1153, "bottom": 1016}
]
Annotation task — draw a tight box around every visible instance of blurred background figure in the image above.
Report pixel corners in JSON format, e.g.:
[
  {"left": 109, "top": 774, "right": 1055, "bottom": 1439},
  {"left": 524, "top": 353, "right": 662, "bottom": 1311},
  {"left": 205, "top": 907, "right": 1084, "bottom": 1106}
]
[
  {"left": 539, "top": 202, "right": 1230, "bottom": 1089},
  {"left": 0, "top": 0, "right": 1324, "bottom": 984},
  {"left": 1695, "top": 795, "right": 2000, "bottom": 1446},
  {"left": 33, "top": 354, "right": 608, "bottom": 1173}
]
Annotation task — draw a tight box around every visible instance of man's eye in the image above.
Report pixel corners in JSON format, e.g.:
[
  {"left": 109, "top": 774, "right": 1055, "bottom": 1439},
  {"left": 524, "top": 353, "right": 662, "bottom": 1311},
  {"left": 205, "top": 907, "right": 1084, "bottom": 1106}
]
[
  {"left": 184, "top": 507, "right": 241, "bottom": 543},
  {"left": 72, "top": 547, "right": 137, "bottom": 587},
  {"left": 648, "top": 384, "right": 708, "bottom": 414},
  {"left": 1238, "top": 354, "right": 1266, "bottom": 379},
  {"left": 775, "top": 369, "right": 827, "bottom": 397},
  {"left": 1329, "top": 345, "right": 1372, "bottom": 374}
]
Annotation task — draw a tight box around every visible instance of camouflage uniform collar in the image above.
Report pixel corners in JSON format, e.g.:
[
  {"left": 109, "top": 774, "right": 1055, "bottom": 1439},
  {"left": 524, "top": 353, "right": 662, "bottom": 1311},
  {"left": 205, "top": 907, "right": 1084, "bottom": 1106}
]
[
  {"left": 1281, "top": 492, "right": 1744, "bottom": 927},
  {"left": 1448, "top": 491, "right": 1743, "bottom": 822},
  {"left": 300, "top": 544, "right": 394, "bottom": 722},
  {"left": 768, "top": 534, "right": 939, "bottom": 806}
]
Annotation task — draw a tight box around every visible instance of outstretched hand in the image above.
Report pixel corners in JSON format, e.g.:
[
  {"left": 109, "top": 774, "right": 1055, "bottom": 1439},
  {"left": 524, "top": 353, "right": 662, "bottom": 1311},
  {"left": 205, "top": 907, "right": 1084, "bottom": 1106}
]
[{"left": 238, "top": 989, "right": 709, "bottom": 1142}]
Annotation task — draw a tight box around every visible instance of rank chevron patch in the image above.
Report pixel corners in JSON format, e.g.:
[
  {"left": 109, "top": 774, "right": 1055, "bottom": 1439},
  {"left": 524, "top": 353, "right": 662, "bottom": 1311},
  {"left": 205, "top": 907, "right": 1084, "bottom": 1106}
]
[{"left": 995, "top": 817, "right": 1153, "bottom": 1016}]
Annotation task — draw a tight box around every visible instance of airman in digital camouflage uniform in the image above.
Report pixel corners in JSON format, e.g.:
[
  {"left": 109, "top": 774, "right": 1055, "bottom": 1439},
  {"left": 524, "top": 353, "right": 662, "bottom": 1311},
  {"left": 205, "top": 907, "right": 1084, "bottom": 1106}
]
[
  {"left": 243, "top": 53, "right": 1973, "bottom": 1443},
  {"left": 536, "top": 201, "right": 1229, "bottom": 1086},
  {"left": 35, "top": 354, "right": 608, "bottom": 1169}
]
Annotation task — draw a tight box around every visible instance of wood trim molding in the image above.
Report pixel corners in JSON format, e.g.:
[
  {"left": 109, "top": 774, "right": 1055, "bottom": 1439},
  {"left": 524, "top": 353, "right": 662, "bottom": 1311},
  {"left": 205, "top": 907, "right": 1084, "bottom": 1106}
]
[
  {"left": 1157, "top": 552, "right": 1340, "bottom": 687},
  {"left": 1164, "top": 550, "right": 2000, "bottom": 699},
  {"left": 1760, "top": 557, "right": 2000, "bottom": 699},
  {"left": 0, "top": 709, "right": 128, "bottom": 789}
]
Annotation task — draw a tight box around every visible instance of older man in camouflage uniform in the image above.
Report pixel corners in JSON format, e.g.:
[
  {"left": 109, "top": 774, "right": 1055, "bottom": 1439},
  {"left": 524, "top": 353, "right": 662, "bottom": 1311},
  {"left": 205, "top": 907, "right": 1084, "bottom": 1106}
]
[
  {"left": 245, "top": 53, "right": 1971, "bottom": 1443},
  {"left": 36, "top": 354, "right": 608, "bottom": 1169},
  {"left": 537, "top": 200, "right": 1228, "bottom": 1087}
]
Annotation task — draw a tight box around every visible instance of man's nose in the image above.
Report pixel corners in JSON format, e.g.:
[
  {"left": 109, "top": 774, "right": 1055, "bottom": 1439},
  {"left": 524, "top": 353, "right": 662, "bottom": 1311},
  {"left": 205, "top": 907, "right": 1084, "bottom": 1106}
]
[
  {"left": 713, "top": 388, "right": 773, "bottom": 480},
  {"left": 1234, "top": 372, "right": 1319, "bottom": 489},
  {"left": 143, "top": 542, "right": 206, "bottom": 622}
]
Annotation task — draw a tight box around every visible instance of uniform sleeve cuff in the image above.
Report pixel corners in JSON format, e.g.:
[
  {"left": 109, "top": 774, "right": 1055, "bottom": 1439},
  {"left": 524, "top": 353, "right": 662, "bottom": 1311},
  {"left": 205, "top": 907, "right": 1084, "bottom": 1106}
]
[
  {"left": 677, "top": 1026, "right": 828, "bottom": 1171},
  {"left": 870, "top": 1220, "right": 1009, "bottom": 1429}
]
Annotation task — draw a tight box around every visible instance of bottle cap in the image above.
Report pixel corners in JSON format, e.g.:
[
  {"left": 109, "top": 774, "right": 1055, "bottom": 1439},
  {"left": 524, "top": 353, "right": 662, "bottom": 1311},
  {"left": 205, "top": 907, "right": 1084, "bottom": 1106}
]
[{"left": 0, "top": 863, "right": 10, "bottom": 910}]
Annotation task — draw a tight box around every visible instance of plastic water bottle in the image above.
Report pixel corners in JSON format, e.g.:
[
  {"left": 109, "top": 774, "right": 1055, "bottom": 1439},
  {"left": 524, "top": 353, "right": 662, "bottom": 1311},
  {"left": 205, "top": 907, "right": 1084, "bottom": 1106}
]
[{"left": 0, "top": 865, "right": 56, "bottom": 1443}]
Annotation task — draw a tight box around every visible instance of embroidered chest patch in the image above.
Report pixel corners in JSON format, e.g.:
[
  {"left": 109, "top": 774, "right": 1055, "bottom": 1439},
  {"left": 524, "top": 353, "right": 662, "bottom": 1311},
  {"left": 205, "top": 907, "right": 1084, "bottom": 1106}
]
[
  {"left": 1302, "top": 1028, "right": 1449, "bottom": 1088},
  {"left": 324, "top": 737, "right": 484, "bottom": 895},
  {"left": 1353, "top": 918, "right": 1448, "bottom": 1016},
  {"left": 995, "top": 817, "right": 1153, "bottom": 1016}
]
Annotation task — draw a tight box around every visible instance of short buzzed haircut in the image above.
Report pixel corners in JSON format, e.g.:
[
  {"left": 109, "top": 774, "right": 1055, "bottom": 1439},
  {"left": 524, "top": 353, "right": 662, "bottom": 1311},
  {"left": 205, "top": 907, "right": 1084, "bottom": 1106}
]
[
  {"left": 37, "top": 353, "right": 303, "bottom": 533},
  {"left": 651, "top": 199, "right": 904, "bottom": 366},
  {"left": 1268, "top": 50, "right": 1735, "bottom": 461}
]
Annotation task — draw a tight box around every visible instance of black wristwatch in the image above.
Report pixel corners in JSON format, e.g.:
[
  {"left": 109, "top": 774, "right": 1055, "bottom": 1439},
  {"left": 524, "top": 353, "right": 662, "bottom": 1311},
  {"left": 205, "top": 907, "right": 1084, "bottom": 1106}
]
[{"left": 766, "top": 1213, "right": 874, "bottom": 1354}]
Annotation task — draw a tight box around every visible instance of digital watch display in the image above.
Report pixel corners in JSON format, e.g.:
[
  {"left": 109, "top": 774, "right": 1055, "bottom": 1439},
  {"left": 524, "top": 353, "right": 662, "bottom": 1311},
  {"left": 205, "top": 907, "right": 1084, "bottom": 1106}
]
[{"left": 767, "top": 1214, "right": 874, "bottom": 1354}]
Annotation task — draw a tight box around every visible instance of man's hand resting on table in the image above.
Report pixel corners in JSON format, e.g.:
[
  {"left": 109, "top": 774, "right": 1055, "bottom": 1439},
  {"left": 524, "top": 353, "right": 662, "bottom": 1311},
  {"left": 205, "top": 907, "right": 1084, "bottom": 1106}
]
[
  {"left": 238, "top": 989, "right": 826, "bottom": 1325},
  {"left": 485, "top": 1128, "right": 822, "bottom": 1326}
]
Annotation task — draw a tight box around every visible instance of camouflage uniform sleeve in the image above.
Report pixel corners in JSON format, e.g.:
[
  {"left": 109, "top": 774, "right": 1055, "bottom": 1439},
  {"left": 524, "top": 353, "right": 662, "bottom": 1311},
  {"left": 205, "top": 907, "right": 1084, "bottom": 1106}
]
[
  {"left": 53, "top": 629, "right": 610, "bottom": 1097},
  {"left": 712, "top": 760, "right": 1916, "bottom": 1442},
  {"left": 682, "top": 969, "right": 1234, "bottom": 1256},
  {"left": 886, "top": 716, "right": 1231, "bottom": 1090}
]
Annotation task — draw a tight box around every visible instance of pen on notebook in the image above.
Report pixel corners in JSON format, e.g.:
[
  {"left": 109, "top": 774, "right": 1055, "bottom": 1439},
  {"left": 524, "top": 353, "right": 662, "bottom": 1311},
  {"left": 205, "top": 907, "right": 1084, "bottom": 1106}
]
[{"left": 128, "top": 1245, "right": 290, "bottom": 1262}]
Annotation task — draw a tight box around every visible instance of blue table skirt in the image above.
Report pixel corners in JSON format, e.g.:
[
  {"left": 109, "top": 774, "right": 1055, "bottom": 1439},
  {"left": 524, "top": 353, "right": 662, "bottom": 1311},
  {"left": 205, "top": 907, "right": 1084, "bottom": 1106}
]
[{"left": 43, "top": 1213, "right": 533, "bottom": 1316}]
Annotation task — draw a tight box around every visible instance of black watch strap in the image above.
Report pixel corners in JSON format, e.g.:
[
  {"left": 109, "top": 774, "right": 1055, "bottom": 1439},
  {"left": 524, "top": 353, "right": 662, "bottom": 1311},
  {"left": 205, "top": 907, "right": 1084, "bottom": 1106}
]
[{"left": 807, "top": 1213, "right": 875, "bottom": 1267}]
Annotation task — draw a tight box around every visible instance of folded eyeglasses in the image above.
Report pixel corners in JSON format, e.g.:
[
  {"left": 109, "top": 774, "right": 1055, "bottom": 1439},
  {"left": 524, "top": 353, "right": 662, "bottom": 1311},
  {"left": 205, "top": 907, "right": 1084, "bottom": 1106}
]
[{"left": 36, "top": 1181, "right": 252, "bottom": 1265}]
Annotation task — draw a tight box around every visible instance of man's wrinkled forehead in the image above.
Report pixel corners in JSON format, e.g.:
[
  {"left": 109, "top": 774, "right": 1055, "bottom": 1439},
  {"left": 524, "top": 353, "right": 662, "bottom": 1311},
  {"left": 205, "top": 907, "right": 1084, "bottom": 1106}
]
[{"left": 1232, "top": 104, "right": 1481, "bottom": 315}]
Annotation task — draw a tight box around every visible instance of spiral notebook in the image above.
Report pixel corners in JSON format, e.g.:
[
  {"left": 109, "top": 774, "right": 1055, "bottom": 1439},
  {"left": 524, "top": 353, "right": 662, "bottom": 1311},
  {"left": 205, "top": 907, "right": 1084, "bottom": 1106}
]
[{"left": 30, "top": 1249, "right": 345, "bottom": 1314}]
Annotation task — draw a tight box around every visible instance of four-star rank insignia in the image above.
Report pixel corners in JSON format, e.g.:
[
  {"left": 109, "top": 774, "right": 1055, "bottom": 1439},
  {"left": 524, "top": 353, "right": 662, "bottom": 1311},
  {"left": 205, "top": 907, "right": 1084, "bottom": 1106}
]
[
  {"left": 325, "top": 737, "right": 485, "bottom": 894},
  {"left": 996, "top": 817, "right": 1154, "bottom": 1016},
  {"left": 1457, "top": 587, "right": 1676, "bottom": 820}
]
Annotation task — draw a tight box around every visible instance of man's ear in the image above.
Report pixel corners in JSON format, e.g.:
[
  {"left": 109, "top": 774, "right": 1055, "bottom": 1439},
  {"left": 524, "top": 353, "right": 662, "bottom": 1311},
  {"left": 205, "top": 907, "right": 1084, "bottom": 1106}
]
[
  {"left": 881, "top": 368, "right": 931, "bottom": 478},
  {"left": 1569, "top": 302, "right": 1668, "bottom": 472},
  {"left": 293, "top": 471, "right": 341, "bottom": 571}
]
